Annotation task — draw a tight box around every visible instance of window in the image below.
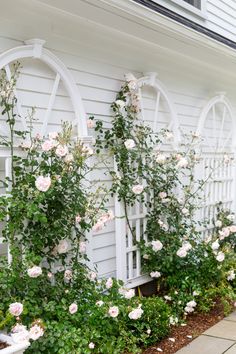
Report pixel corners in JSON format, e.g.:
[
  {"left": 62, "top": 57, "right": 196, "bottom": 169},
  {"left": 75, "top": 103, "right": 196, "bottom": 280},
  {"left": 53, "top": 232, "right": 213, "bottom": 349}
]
[{"left": 183, "top": 0, "right": 201, "bottom": 10}]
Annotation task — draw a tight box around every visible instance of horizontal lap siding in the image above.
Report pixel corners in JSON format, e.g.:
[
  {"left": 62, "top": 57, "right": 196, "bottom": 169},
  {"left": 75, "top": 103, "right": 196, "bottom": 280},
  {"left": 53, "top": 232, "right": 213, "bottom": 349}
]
[
  {"left": 0, "top": 27, "right": 234, "bottom": 278},
  {"left": 206, "top": 0, "right": 236, "bottom": 41}
]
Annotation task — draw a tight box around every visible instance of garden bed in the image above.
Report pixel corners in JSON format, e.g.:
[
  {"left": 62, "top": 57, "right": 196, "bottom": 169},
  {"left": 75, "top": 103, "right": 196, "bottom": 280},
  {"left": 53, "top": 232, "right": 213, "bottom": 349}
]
[{"left": 143, "top": 300, "right": 229, "bottom": 354}]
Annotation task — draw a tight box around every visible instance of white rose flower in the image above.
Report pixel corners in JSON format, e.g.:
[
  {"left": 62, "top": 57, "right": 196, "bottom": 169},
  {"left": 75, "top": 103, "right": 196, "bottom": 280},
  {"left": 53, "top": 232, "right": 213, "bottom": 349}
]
[
  {"left": 108, "top": 306, "right": 119, "bottom": 318},
  {"left": 230, "top": 225, "right": 236, "bottom": 233},
  {"left": 216, "top": 251, "right": 225, "bottom": 262},
  {"left": 211, "top": 240, "right": 220, "bottom": 251},
  {"left": 55, "top": 145, "right": 69, "bottom": 157},
  {"left": 35, "top": 176, "right": 51, "bottom": 192},
  {"left": 96, "top": 300, "right": 104, "bottom": 307},
  {"left": 176, "top": 247, "right": 188, "bottom": 258},
  {"left": 64, "top": 153, "right": 74, "bottom": 163},
  {"left": 132, "top": 184, "right": 144, "bottom": 195},
  {"left": 105, "top": 277, "right": 113, "bottom": 289},
  {"left": 156, "top": 154, "right": 166, "bottom": 164},
  {"left": 215, "top": 220, "right": 222, "bottom": 228},
  {"left": 186, "top": 300, "right": 196, "bottom": 308},
  {"left": 87, "top": 270, "right": 97, "bottom": 281},
  {"left": 124, "top": 289, "right": 135, "bottom": 299},
  {"left": 182, "top": 242, "right": 192, "bottom": 251},
  {"left": 151, "top": 240, "right": 163, "bottom": 252},
  {"left": 227, "top": 270, "right": 235, "bottom": 281},
  {"left": 177, "top": 157, "right": 188, "bottom": 168},
  {"left": 124, "top": 139, "right": 135, "bottom": 150},
  {"left": 27, "top": 266, "right": 42, "bottom": 278},
  {"left": 57, "top": 240, "right": 69, "bottom": 254},
  {"left": 64, "top": 270, "right": 73, "bottom": 280},
  {"left": 227, "top": 214, "right": 235, "bottom": 222},
  {"left": 115, "top": 100, "right": 126, "bottom": 109},
  {"left": 164, "top": 296, "right": 172, "bottom": 301},
  {"left": 69, "top": 303, "right": 78, "bottom": 314},
  {"left": 29, "top": 324, "right": 44, "bottom": 341},
  {"left": 150, "top": 271, "right": 161, "bottom": 278},
  {"left": 89, "top": 342, "right": 95, "bottom": 349},
  {"left": 9, "top": 302, "right": 23, "bottom": 317},
  {"left": 128, "top": 306, "right": 143, "bottom": 320},
  {"left": 182, "top": 208, "right": 189, "bottom": 216},
  {"left": 42, "top": 140, "right": 54, "bottom": 152}
]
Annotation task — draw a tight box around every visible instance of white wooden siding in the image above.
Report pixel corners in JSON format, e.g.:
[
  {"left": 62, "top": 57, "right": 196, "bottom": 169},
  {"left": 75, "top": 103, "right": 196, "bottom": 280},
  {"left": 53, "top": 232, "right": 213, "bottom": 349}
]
[{"left": 0, "top": 0, "right": 236, "bottom": 279}]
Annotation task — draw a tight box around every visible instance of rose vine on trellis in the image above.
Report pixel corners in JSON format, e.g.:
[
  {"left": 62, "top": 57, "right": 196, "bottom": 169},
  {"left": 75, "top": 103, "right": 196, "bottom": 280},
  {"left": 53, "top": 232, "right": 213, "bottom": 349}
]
[{"left": 95, "top": 73, "right": 236, "bottom": 316}]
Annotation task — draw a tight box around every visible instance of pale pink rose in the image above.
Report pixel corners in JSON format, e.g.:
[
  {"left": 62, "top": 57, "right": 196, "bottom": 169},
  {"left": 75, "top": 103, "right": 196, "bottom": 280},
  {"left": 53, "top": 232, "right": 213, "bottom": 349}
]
[
  {"left": 79, "top": 241, "right": 86, "bottom": 254},
  {"left": 9, "top": 303, "right": 23, "bottom": 317},
  {"left": 108, "top": 306, "right": 119, "bottom": 318},
  {"left": 89, "top": 342, "right": 95, "bottom": 349},
  {"left": 69, "top": 303, "right": 78, "bottom": 314},
  {"left": 219, "top": 227, "right": 230, "bottom": 240},
  {"left": 123, "top": 289, "right": 135, "bottom": 299},
  {"left": 87, "top": 119, "right": 95, "bottom": 128},
  {"left": 87, "top": 270, "right": 97, "bottom": 281},
  {"left": 128, "top": 306, "right": 143, "bottom": 320},
  {"left": 230, "top": 225, "right": 236, "bottom": 233},
  {"left": 176, "top": 247, "right": 187, "bottom": 258},
  {"left": 42, "top": 140, "right": 54, "bottom": 152},
  {"left": 64, "top": 270, "right": 73, "bottom": 280},
  {"left": 132, "top": 184, "right": 144, "bottom": 195},
  {"left": 12, "top": 324, "right": 27, "bottom": 333},
  {"left": 177, "top": 157, "right": 188, "bottom": 168},
  {"left": 64, "top": 153, "right": 74, "bottom": 163},
  {"left": 124, "top": 139, "right": 135, "bottom": 150},
  {"left": 216, "top": 251, "right": 225, "bottom": 262},
  {"left": 21, "top": 141, "right": 31, "bottom": 149},
  {"left": 156, "top": 154, "right": 166, "bottom": 164},
  {"left": 29, "top": 324, "right": 44, "bottom": 340},
  {"left": 48, "top": 132, "right": 58, "bottom": 140},
  {"left": 92, "top": 220, "right": 104, "bottom": 232},
  {"left": 76, "top": 214, "right": 81, "bottom": 224},
  {"left": 57, "top": 240, "right": 69, "bottom": 254},
  {"left": 27, "top": 265, "right": 42, "bottom": 278},
  {"left": 159, "top": 192, "right": 167, "bottom": 199},
  {"left": 96, "top": 300, "right": 104, "bottom": 307},
  {"left": 151, "top": 240, "right": 163, "bottom": 252},
  {"left": 56, "top": 145, "right": 68, "bottom": 157},
  {"left": 211, "top": 240, "right": 220, "bottom": 251},
  {"left": 105, "top": 277, "right": 113, "bottom": 289},
  {"left": 150, "top": 271, "right": 161, "bottom": 278},
  {"left": 35, "top": 176, "right": 51, "bottom": 192}
]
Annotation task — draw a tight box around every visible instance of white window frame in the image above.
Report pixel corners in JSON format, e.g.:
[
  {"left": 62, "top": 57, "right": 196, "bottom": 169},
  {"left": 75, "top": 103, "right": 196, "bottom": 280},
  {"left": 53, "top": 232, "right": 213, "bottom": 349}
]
[{"left": 154, "top": 0, "right": 207, "bottom": 20}]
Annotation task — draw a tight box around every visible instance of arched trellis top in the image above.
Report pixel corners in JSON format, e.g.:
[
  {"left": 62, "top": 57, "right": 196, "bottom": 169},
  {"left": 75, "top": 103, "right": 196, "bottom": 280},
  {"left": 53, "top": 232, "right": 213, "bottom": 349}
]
[
  {"left": 196, "top": 93, "right": 236, "bottom": 152},
  {"left": 0, "top": 38, "right": 88, "bottom": 138},
  {"left": 136, "top": 72, "right": 180, "bottom": 147}
]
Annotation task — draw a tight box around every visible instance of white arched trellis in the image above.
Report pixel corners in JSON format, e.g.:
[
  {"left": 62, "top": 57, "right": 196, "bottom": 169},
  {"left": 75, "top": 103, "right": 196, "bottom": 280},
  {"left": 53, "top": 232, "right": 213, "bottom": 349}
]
[
  {"left": 0, "top": 39, "right": 91, "bottom": 263},
  {"left": 0, "top": 38, "right": 88, "bottom": 138},
  {"left": 116, "top": 72, "right": 180, "bottom": 287},
  {"left": 137, "top": 72, "right": 180, "bottom": 147},
  {"left": 196, "top": 94, "right": 236, "bottom": 236}
]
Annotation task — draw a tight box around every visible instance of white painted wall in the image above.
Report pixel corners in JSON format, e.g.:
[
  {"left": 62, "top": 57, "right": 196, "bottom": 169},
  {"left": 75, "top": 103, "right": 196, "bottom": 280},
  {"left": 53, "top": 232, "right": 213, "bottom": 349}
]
[{"left": 0, "top": 0, "right": 236, "bottom": 280}]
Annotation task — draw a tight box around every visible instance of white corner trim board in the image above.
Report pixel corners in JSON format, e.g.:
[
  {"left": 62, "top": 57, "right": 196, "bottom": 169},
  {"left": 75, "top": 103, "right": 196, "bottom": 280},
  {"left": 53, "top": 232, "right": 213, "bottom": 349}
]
[{"left": 0, "top": 38, "right": 88, "bottom": 138}]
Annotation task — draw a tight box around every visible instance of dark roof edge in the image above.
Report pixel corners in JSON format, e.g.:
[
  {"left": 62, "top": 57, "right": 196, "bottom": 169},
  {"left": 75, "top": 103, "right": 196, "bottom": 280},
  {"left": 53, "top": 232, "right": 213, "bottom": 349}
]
[{"left": 132, "top": 0, "right": 236, "bottom": 50}]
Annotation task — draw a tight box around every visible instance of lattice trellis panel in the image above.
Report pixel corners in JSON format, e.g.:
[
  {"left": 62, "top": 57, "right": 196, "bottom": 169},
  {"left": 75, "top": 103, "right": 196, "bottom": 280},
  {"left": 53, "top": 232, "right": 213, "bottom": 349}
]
[
  {"left": 196, "top": 94, "right": 236, "bottom": 236},
  {"left": 115, "top": 72, "right": 180, "bottom": 286}
]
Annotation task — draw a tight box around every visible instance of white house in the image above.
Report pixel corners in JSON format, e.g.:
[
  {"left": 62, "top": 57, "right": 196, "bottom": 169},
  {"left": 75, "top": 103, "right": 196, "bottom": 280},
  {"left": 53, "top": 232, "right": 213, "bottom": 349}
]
[{"left": 0, "top": 0, "right": 236, "bottom": 288}]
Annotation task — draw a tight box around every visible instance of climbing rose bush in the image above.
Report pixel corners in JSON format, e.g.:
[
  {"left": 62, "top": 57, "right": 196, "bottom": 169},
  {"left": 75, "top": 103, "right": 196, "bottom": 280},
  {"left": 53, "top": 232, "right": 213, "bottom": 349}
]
[
  {"left": 0, "top": 64, "right": 173, "bottom": 353},
  {"left": 95, "top": 72, "right": 236, "bottom": 321}
]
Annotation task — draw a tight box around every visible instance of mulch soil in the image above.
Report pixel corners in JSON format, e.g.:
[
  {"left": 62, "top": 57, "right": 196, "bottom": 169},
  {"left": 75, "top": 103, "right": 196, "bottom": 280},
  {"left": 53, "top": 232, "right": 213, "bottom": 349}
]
[
  {"left": 0, "top": 340, "right": 9, "bottom": 350},
  {"left": 143, "top": 300, "right": 229, "bottom": 354}
]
